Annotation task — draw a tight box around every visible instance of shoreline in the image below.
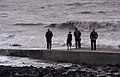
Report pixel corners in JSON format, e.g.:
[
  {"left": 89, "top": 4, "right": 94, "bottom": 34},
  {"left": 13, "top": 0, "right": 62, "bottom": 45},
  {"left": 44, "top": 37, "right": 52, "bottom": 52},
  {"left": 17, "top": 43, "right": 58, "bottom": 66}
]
[
  {"left": 0, "top": 48, "right": 120, "bottom": 65},
  {"left": 0, "top": 63, "right": 120, "bottom": 77}
]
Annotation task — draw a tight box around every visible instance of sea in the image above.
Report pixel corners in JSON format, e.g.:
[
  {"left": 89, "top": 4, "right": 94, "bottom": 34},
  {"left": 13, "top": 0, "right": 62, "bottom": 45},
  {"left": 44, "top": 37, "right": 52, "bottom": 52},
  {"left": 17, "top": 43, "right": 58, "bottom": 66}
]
[{"left": 0, "top": 0, "right": 120, "bottom": 67}]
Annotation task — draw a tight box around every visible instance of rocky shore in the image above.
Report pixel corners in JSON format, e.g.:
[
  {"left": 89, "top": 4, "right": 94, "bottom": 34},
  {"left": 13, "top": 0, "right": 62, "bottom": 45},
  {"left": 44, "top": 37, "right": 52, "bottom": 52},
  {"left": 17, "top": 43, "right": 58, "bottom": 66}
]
[{"left": 0, "top": 64, "right": 120, "bottom": 77}]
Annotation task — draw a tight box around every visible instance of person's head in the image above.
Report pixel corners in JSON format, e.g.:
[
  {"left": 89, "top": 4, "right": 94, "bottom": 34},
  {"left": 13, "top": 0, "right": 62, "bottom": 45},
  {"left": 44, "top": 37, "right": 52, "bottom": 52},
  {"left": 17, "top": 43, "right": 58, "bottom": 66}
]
[
  {"left": 75, "top": 28, "right": 77, "bottom": 31},
  {"left": 69, "top": 31, "right": 71, "bottom": 34},
  {"left": 48, "top": 29, "right": 50, "bottom": 31},
  {"left": 93, "top": 29, "right": 95, "bottom": 32}
]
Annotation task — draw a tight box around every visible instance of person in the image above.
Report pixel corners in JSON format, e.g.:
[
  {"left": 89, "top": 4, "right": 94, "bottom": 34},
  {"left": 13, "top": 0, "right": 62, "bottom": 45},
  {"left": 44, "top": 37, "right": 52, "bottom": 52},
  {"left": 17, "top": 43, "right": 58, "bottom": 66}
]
[
  {"left": 45, "top": 29, "right": 53, "bottom": 49},
  {"left": 67, "top": 31, "right": 72, "bottom": 50},
  {"left": 90, "top": 29, "right": 98, "bottom": 50},
  {"left": 74, "top": 28, "right": 81, "bottom": 49}
]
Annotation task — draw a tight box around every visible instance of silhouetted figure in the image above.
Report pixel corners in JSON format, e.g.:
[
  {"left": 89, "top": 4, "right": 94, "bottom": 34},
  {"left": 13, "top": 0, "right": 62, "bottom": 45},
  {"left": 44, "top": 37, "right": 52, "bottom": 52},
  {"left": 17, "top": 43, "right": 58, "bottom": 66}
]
[
  {"left": 90, "top": 29, "right": 98, "bottom": 50},
  {"left": 67, "top": 31, "right": 72, "bottom": 50},
  {"left": 74, "top": 28, "right": 81, "bottom": 49},
  {"left": 45, "top": 29, "right": 53, "bottom": 49}
]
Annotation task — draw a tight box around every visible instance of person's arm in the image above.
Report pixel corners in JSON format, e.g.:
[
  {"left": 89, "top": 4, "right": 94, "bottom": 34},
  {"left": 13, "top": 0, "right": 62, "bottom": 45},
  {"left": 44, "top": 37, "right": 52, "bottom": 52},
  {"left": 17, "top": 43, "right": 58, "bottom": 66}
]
[
  {"left": 96, "top": 32, "right": 98, "bottom": 39},
  {"left": 90, "top": 33, "right": 92, "bottom": 39},
  {"left": 80, "top": 31, "right": 81, "bottom": 36},
  {"left": 50, "top": 31, "right": 53, "bottom": 37}
]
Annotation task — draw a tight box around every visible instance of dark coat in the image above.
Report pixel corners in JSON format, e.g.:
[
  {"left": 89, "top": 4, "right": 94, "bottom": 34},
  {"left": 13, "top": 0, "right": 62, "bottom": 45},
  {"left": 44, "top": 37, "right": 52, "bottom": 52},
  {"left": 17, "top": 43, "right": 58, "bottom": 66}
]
[
  {"left": 90, "top": 31, "right": 98, "bottom": 40},
  {"left": 45, "top": 31, "right": 53, "bottom": 41},
  {"left": 74, "top": 30, "right": 81, "bottom": 40},
  {"left": 67, "top": 34, "right": 72, "bottom": 43}
]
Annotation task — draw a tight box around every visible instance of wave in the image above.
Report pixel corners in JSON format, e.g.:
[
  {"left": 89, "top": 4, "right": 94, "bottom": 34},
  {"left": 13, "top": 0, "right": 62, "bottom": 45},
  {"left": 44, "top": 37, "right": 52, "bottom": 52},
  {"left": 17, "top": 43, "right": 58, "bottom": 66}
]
[
  {"left": 45, "top": 20, "right": 120, "bottom": 31},
  {"left": 67, "top": 2, "right": 85, "bottom": 7},
  {"left": 14, "top": 23, "right": 43, "bottom": 26},
  {"left": 45, "top": 23, "right": 76, "bottom": 30}
]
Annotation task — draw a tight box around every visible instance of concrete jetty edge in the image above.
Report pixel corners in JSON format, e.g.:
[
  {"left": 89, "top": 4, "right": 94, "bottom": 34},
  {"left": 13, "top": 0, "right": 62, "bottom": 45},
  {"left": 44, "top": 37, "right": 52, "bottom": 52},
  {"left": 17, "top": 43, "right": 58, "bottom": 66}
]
[{"left": 0, "top": 48, "right": 120, "bottom": 65}]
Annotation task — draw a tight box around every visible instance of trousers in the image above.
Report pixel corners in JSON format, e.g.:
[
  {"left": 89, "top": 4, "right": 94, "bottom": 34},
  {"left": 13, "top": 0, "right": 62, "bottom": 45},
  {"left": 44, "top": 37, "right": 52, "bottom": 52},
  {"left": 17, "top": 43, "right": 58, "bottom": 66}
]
[{"left": 91, "top": 40, "right": 96, "bottom": 50}]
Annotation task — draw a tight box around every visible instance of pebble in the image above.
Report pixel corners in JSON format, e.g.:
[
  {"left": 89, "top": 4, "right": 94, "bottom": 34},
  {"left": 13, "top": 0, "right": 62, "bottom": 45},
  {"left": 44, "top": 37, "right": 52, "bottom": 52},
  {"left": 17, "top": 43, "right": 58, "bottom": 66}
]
[{"left": 0, "top": 64, "right": 120, "bottom": 77}]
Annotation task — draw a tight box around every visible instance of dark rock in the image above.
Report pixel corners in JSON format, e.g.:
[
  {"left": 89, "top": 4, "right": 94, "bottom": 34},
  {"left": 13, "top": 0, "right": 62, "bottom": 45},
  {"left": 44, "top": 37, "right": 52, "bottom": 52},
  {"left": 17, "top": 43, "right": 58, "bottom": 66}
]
[
  {"left": 0, "top": 64, "right": 120, "bottom": 77},
  {"left": 41, "top": 7, "right": 44, "bottom": 9},
  {"left": 97, "top": 75, "right": 107, "bottom": 77},
  {"left": 80, "top": 11, "right": 93, "bottom": 14},
  {"left": 98, "top": 11, "right": 106, "bottom": 14},
  {"left": 11, "top": 44, "right": 21, "bottom": 46}
]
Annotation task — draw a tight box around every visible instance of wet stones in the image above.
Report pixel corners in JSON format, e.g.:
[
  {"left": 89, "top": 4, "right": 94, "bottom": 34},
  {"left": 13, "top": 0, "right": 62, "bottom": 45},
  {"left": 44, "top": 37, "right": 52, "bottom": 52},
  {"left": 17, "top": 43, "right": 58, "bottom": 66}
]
[{"left": 1, "top": 64, "right": 120, "bottom": 77}]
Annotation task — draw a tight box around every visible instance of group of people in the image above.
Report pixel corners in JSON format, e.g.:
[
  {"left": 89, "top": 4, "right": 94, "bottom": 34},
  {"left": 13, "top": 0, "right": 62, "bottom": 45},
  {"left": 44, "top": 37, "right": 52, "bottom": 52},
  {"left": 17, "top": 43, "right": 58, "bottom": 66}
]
[{"left": 45, "top": 28, "right": 98, "bottom": 50}]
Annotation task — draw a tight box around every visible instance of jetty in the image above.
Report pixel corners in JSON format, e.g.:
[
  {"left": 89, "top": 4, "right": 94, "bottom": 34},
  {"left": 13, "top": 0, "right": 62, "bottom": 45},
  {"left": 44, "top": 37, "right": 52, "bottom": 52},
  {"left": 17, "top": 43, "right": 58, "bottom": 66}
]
[{"left": 0, "top": 47, "right": 120, "bottom": 65}]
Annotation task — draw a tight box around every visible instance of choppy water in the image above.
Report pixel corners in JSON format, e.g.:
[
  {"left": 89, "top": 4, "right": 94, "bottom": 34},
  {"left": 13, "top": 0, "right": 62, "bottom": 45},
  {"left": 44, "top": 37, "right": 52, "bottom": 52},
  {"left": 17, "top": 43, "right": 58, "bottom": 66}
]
[{"left": 0, "top": 55, "right": 72, "bottom": 67}]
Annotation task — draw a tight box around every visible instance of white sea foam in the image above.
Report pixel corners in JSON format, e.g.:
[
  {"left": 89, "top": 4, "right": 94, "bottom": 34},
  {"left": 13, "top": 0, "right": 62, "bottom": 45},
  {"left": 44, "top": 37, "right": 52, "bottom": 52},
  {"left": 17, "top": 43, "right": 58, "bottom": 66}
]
[{"left": 0, "top": 56, "right": 72, "bottom": 67}]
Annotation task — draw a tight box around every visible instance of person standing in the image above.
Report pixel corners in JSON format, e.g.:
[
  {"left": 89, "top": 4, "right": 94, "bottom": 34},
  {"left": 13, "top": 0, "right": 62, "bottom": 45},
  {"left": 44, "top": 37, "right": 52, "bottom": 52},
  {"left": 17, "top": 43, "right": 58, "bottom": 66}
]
[
  {"left": 45, "top": 29, "right": 53, "bottom": 49},
  {"left": 74, "top": 28, "right": 81, "bottom": 49},
  {"left": 90, "top": 29, "right": 98, "bottom": 50},
  {"left": 67, "top": 31, "right": 72, "bottom": 50}
]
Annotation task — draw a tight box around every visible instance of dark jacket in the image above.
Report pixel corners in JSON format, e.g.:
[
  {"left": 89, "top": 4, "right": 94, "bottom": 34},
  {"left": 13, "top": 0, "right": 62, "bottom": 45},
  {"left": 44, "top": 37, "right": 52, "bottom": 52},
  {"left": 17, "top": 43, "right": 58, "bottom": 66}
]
[
  {"left": 90, "top": 31, "right": 98, "bottom": 40},
  {"left": 67, "top": 34, "right": 72, "bottom": 42},
  {"left": 74, "top": 30, "right": 81, "bottom": 40},
  {"left": 45, "top": 31, "right": 53, "bottom": 41}
]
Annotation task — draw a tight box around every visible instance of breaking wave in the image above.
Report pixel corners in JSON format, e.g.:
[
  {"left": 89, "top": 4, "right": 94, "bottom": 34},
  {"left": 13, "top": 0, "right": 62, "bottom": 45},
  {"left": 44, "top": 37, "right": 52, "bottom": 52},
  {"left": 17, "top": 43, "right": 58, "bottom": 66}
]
[
  {"left": 14, "top": 23, "right": 43, "bottom": 26},
  {"left": 45, "top": 20, "right": 120, "bottom": 31}
]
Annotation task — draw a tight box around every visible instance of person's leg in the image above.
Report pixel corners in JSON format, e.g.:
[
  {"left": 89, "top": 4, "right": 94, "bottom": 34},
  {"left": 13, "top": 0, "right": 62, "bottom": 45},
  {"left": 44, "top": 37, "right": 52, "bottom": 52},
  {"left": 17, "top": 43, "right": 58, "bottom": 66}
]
[
  {"left": 47, "top": 42, "right": 49, "bottom": 49},
  {"left": 94, "top": 40, "right": 96, "bottom": 50},
  {"left": 75, "top": 39, "right": 77, "bottom": 49},
  {"left": 67, "top": 41, "right": 69, "bottom": 50},
  {"left": 50, "top": 41, "right": 52, "bottom": 49},
  {"left": 78, "top": 39, "right": 81, "bottom": 48},
  {"left": 91, "top": 40, "right": 93, "bottom": 50},
  {"left": 67, "top": 42, "right": 69, "bottom": 50},
  {"left": 70, "top": 42, "right": 72, "bottom": 50}
]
